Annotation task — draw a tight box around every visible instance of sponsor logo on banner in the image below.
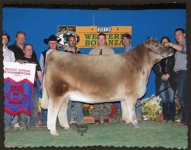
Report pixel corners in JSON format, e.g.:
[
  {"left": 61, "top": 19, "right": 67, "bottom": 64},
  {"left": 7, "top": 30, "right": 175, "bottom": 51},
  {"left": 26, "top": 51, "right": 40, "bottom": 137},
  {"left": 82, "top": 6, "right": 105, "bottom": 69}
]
[
  {"left": 56, "top": 26, "right": 79, "bottom": 48},
  {"left": 57, "top": 26, "right": 132, "bottom": 48}
]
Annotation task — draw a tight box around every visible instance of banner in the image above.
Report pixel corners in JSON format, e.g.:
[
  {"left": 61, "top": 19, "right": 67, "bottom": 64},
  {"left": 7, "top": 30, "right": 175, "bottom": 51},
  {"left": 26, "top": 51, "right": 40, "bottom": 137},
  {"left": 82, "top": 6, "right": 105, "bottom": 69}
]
[
  {"left": 4, "top": 62, "right": 36, "bottom": 115},
  {"left": 57, "top": 26, "right": 132, "bottom": 48}
]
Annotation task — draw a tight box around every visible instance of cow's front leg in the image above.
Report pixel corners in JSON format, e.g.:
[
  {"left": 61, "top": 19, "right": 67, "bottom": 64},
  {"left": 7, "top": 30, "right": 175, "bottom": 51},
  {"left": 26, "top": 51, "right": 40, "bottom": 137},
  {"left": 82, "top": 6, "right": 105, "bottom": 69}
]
[
  {"left": 125, "top": 99, "right": 139, "bottom": 128},
  {"left": 121, "top": 100, "right": 129, "bottom": 123},
  {"left": 47, "top": 98, "right": 61, "bottom": 136},
  {"left": 58, "top": 99, "right": 70, "bottom": 130}
]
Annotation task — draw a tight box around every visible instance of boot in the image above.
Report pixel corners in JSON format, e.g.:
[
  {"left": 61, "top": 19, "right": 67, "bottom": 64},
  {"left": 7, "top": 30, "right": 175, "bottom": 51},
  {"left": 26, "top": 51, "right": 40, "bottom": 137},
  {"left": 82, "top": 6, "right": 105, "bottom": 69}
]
[
  {"left": 162, "top": 102, "right": 168, "bottom": 121},
  {"left": 168, "top": 101, "right": 175, "bottom": 121}
]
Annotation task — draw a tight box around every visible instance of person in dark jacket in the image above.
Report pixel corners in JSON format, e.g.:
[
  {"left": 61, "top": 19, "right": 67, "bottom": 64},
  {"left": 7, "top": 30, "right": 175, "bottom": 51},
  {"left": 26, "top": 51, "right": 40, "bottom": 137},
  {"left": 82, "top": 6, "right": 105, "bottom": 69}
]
[
  {"left": 8, "top": 31, "right": 37, "bottom": 62},
  {"left": 153, "top": 37, "right": 176, "bottom": 123},
  {"left": 39, "top": 34, "right": 61, "bottom": 127},
  {"left": 21, "top": 44, "right": 43, "bottom": 129}
]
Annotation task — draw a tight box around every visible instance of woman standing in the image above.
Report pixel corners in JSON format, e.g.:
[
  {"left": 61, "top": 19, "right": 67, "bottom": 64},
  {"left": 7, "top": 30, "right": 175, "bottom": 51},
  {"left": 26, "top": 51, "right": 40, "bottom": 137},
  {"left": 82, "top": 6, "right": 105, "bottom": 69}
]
[{"left": 153, "top": 37, "right": 176, "bottom": 123}]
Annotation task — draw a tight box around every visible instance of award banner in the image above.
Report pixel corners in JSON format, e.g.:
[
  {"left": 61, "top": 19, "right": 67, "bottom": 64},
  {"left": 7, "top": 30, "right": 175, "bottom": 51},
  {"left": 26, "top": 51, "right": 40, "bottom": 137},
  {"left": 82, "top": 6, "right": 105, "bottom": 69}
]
[
  {"left": 57, "top": 26, "right": 132, "bottom": 48},
  {"left": 4, "top": 62, "right": 36, "bottom": 115}
]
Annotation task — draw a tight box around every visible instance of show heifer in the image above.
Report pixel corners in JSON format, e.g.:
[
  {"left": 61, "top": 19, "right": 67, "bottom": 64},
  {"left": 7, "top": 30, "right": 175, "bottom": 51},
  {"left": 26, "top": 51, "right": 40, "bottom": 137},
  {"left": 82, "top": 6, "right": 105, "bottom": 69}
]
[{"left": 41, "top": 39, "right": 174, "bottom": 136}]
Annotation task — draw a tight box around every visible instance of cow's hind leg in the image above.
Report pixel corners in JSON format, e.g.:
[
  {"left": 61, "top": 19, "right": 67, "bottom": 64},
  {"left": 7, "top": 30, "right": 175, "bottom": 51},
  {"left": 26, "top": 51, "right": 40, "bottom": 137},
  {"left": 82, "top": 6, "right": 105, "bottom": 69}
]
[
  {"left": 58, "top": 99, "right": 70, "bottom": 130},
  {"left": 125, "top": 98, "right": 139, "bottom": 128},
  {"left": 47, "top": 97, "right": 64, "bottom": 136},
  {"left": 41, "top": 75, "right": 48, "bottom": 109}
]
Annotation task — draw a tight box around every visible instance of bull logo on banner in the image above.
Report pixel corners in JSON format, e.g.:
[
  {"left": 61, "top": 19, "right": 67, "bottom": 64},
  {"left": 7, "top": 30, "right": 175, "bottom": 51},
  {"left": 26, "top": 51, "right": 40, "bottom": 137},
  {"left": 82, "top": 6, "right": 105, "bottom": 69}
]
[{"left": 56, "top": 26, "right": 80, "bottom": 48}]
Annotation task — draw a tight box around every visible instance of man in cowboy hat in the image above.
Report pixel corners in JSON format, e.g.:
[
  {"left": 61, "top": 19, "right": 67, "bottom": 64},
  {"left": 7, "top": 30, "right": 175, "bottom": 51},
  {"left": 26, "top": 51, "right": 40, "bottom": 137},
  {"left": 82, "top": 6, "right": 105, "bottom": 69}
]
[{"left": 39, "top": 34, "right": 61, "bottom": 127}]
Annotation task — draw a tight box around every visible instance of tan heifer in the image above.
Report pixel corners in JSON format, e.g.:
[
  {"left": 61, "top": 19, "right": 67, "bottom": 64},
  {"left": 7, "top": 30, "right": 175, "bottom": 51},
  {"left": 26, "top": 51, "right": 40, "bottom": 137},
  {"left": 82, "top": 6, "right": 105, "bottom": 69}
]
[{"left": 41, "top": 39, "right": 174, "bottom": 136}]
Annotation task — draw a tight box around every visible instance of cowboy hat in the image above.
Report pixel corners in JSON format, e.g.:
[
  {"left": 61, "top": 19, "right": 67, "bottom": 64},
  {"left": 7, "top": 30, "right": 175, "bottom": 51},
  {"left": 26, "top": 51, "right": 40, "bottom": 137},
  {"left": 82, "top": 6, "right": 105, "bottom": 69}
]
[{"left": 44, "top": 35, "right": 61, "bottom": 44}]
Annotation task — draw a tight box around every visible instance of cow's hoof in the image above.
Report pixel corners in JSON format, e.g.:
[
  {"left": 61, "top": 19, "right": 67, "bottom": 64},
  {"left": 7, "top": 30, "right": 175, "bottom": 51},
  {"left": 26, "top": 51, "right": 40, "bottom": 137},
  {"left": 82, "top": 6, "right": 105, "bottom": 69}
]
[
  {"left": 60, "top": 123, "right": 70, "bottom": 130},
  {"left": 133, "top": 124, "right": 140, "bottom": 128},
  {"left": 50, "top": 131, "right": 59, "bottom": 136},
  {"left": 64, "top": 126, "right": 70, "bottom": 130},
  {"left": 125, "top": 121, "right": 130, "bottom": 126},
  {"left": 134, "top": 126, "right": 140, "bottom": 128},
  {"left": 122, "top": 118, "right": 126, "bottom": 122}
]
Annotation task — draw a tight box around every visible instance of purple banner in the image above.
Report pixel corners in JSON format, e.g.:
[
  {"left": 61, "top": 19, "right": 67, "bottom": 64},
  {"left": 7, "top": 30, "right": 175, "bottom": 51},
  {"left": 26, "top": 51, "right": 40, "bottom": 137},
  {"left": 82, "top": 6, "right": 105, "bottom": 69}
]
[{"left": 4, "top": 78, "right": 34, "bottom": 115}]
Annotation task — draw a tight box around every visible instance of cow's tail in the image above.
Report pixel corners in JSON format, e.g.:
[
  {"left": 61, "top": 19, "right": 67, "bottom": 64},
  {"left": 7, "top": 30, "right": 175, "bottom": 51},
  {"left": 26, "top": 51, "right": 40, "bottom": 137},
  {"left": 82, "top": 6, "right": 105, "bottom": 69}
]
[{"left": 41, "top": 74, "right": 49, "bottom": 109}]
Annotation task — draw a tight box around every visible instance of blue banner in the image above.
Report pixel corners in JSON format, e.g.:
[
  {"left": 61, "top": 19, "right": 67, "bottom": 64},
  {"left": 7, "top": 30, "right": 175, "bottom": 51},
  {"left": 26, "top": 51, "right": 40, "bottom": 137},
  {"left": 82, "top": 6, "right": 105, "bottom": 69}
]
[{"left": 3, "top": 62, "right": 36, "bottom": 116}]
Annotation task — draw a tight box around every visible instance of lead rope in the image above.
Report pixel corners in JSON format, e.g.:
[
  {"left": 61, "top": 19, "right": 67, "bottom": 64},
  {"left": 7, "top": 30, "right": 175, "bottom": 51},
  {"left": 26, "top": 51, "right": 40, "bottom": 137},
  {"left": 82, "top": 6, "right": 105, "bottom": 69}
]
[{"left": 136, "top": 81, "right": 176, "bottom": 108}]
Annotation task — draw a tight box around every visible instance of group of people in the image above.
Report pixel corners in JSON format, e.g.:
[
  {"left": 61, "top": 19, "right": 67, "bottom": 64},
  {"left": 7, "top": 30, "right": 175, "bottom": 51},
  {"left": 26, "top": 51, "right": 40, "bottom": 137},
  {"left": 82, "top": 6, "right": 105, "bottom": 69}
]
[
  {"left": 153, "top": 28, "right": 188, "bottom": 127},
  {"left": 3, "top": 31, "right": 43, "bottom": 130},
  {"left": 3, "top": 27, "right": 188, "bottom": 131}
]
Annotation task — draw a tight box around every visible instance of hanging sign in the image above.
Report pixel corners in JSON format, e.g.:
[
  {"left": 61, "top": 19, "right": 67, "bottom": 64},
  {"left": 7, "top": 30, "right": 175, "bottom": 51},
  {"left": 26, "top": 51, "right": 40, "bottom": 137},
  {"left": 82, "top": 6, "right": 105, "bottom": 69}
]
[{"left": 57, "top": 26, "right": 132, "bottom": 48}]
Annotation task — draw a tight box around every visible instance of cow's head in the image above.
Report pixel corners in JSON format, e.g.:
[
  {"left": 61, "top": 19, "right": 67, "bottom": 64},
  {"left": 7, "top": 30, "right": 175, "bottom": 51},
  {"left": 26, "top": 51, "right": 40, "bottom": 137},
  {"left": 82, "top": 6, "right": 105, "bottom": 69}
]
[{"left": 144, "top": 39, "right": 174, "bottom": 59}]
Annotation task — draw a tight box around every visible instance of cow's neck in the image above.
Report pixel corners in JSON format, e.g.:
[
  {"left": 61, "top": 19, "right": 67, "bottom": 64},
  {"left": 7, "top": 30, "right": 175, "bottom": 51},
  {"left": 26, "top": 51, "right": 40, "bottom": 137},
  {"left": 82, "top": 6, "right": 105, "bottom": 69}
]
[
  {"left": 129, "top": 45, "right": 157, "bottom": 82},
  {"left": 138, "top": 45, "right": 161, "bottom": 67},
  {"left": 128, "top": 45, "right": 151, "bottom": 68},
  {"left": 131, "top": 45, "right": 158, "bottom": 98}
]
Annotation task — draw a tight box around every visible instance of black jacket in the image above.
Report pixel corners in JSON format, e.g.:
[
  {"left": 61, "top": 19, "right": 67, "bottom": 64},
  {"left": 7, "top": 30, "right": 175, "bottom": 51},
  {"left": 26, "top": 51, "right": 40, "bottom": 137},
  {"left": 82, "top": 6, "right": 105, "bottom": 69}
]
[
  {"left": 8, "top": 43, "right": 37, "bottom": 61},
  {"left": 64, "top": 46, "right": 81, "bottom": 54},
  {"left": 41, "top": 48, "right": 61, "bottom": 65},
  {"left": 41, "top": 49, "right": 48, "bottom": 66},
  {"left": 152, "top": 55, "right": 176, "bottom": 94}
]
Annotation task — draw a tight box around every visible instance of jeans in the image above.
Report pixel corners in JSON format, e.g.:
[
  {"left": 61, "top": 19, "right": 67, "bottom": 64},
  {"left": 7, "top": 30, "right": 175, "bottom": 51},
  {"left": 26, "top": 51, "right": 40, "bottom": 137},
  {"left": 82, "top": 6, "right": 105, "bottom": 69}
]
[
  {"left": 29, "top": 87, "right": 39, "bottom": 127},
  {"left": 4, "top": 112, "right": 13, "bottom": 129},
  {"left": 159, "top": 80, "right": 175, "bottom": 121},
  {"left": 135, "top": 100, "right": 142, "bottom": 119},
  {"left": 67, "top": 101, "right": 84, "bottom": 124},
  {"left": 176, "top": 70, "right": 188, "bottom": 125},
  {"left": 18, "top": 113, "right": 28, "bottom": 127},
  {"left": 12, "top": 115, "right": 18, "bottom": 126},
  {"left": 4, "top": 113, "right": 19, "bottom": 129},
  {"left": 92, "top": 103, "right": 111, "bottom": 120},
  {"left": 41, "top": 109, "right": 47, "bottom": 125}
]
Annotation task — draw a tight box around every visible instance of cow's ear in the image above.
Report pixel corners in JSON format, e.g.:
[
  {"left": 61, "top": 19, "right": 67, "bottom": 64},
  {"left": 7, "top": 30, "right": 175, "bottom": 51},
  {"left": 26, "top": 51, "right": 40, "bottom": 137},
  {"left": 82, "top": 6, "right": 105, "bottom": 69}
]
[
  {"left": 144, "top": 39, "right": 151, "bottom": 48},
  {"left": 153, "top": 38, "right": 158, "bottom": 42},
  {"left": 146, "top": 37, "right": 151, "bottom": 40}
]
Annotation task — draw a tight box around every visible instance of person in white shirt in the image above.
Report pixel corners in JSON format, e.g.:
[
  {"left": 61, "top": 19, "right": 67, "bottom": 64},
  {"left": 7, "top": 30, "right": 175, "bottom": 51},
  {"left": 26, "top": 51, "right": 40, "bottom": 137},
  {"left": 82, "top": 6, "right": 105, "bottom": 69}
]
[
  {"left": 3, "top": 32, "right": 15, "bottom": 62},
  {"left": 3, "top": 32, "right": 16, "bottom": 131}
]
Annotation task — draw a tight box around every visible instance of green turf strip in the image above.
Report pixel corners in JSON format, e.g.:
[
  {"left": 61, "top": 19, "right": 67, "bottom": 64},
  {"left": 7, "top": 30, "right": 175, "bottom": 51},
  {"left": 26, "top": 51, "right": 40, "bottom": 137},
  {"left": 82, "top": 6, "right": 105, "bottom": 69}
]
[{"left": 4, "top": 121, "right": 187, "bottom": 148}]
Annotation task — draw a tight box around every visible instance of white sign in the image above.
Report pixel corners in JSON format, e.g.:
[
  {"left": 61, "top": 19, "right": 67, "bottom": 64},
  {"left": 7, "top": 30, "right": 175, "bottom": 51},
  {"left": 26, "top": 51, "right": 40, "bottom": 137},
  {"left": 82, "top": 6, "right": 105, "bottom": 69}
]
[{"left": 3, "top": 62, "right": 36, "bottom": 83}]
